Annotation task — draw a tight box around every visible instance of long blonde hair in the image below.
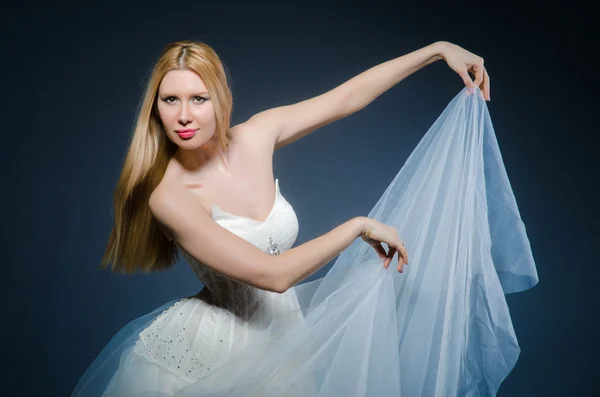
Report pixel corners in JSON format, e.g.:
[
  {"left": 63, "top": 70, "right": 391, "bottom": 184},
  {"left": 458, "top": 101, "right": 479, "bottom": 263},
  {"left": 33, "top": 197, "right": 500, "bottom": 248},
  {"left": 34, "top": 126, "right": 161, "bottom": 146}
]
[{"left": 101, "top": 41, "right": 233, "bottom": 274}]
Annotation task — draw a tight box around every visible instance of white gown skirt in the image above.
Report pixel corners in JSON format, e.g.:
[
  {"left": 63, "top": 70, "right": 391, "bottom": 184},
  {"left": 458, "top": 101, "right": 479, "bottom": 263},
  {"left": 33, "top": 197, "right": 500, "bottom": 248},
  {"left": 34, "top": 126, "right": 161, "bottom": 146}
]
[{"left": 71, "top": 87, "right": 538, "bottom": 396}]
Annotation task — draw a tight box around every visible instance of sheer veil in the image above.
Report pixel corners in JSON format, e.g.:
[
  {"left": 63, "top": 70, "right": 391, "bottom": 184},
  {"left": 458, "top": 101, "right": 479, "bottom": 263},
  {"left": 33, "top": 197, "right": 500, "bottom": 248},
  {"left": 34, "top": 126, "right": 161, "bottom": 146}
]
[
  {"left": 176, "top": 87, "right": 538, "bottom": 396},
  {"left": 72, "top": 87, "right": 538, "bottom": 397}
]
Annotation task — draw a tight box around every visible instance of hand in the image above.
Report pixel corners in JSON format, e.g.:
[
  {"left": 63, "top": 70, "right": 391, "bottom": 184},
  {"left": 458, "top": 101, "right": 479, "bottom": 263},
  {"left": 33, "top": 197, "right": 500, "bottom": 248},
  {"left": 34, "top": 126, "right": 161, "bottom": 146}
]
[
  {"left": 437, "top": 41, "right": 491, "bottom": 101},
  {"left": 358, "top": 217, "right": 409, "bottom": 272}
]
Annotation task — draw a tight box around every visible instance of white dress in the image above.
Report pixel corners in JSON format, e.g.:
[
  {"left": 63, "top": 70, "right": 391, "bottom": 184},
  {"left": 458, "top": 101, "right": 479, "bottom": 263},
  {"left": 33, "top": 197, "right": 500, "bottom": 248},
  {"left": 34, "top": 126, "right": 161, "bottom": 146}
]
[
  {"left": 91, "top": 179, "right": 311, "bottom": 396},
  {"left": 71, "top": 88, "right": 539, "bottom": 397}
]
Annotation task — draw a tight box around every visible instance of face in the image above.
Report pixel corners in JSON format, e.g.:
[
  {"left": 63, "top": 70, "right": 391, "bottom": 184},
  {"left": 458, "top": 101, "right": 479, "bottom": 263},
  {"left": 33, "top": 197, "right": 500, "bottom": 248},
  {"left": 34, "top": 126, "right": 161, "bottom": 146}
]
[{"left": 157, "top": 69, "right": 217, "bottom": 148}]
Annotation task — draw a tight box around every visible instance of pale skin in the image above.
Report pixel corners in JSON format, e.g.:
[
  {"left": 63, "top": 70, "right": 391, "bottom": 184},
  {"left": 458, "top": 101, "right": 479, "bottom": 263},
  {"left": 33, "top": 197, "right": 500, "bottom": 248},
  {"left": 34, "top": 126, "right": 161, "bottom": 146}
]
[{"left": 150, "top": 41, "right": 490, "bottom": 293}]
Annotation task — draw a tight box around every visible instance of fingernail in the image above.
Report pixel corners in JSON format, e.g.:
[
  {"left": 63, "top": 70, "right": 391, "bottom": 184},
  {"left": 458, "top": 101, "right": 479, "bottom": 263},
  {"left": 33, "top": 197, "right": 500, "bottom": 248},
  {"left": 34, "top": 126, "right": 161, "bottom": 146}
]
[{"left": 469, "top": 87, "right": 475, "bottom": 94}]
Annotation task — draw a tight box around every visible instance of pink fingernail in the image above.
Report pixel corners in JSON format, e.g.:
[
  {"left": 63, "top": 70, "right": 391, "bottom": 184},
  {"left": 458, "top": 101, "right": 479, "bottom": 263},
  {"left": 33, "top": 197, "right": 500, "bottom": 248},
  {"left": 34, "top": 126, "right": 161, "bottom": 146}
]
[{"left": 469, "top": 87, "right": 475, "bottom": 94}]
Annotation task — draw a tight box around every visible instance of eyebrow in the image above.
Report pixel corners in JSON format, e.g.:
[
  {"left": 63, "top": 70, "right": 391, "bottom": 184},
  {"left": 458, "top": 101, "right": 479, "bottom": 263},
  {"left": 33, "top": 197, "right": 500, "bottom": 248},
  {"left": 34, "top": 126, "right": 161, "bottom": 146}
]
[{"left": 159, "top": 91, "right": 210, "bottom": 96}]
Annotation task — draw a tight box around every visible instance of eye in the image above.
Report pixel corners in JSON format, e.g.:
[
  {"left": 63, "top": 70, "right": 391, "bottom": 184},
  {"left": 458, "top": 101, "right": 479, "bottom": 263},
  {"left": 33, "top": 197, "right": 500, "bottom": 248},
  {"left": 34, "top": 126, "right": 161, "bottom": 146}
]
[
  {"left": 193, "top": 96, "right": 208, "bottom": 103},
  {"left": 162, "top": 96, "right": 177, "bottom": 104}
]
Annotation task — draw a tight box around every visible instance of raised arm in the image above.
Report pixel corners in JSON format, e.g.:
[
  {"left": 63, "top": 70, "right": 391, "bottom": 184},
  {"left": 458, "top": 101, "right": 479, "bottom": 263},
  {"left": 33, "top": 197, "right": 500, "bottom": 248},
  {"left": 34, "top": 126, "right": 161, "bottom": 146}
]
[
  {"left": 238, "top": 41, "right": 489, "bottom": 151},
  {"left": 149, "top": 182, "right": 366, "bottom": 293}
]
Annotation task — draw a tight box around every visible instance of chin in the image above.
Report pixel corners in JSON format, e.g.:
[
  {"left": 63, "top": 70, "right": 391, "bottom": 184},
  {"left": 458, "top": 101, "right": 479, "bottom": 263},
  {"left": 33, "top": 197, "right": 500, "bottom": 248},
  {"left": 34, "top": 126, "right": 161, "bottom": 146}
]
[{"left": 181, "top": 136, "right": 212, "bottom": 148}]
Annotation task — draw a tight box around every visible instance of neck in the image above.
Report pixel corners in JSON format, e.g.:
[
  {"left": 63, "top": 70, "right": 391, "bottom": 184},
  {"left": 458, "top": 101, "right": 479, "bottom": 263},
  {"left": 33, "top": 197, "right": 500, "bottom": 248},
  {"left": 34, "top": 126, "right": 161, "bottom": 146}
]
[{"left": 175, "top": 136, "right": 230, "bottom": 176}]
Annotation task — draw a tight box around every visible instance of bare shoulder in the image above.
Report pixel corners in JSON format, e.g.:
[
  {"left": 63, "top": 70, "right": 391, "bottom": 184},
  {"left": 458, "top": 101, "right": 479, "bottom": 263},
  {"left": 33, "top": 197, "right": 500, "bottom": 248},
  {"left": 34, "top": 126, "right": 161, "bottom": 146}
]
[
  {"left": 150, "top": 157, "right": 208, "bottom": 212},
  {"left": 149, "top": 178, "right": 214, "bottom": 248},
  {"left": 229, "top": 119, "right": 277, "bottom": 156},
  {"left": 149, "top": 165, "right": 211, "bottom": 242},
  {"left": 149, "top": 180, "right": 185, "bottom": 219}
]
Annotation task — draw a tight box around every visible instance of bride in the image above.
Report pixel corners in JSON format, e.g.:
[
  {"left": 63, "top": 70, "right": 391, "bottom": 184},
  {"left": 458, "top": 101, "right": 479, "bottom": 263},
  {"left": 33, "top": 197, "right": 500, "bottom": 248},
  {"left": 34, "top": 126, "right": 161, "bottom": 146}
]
[{"left": 71, "top": 40, "right": 536, "bottom": 396}]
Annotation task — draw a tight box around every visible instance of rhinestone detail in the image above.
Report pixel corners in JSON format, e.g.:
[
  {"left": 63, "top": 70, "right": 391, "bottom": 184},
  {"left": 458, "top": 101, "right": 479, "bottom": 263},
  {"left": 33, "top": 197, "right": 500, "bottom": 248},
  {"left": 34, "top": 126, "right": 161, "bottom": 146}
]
[{"left": 266, "top": 237, "right": 280, "bottom": 255}]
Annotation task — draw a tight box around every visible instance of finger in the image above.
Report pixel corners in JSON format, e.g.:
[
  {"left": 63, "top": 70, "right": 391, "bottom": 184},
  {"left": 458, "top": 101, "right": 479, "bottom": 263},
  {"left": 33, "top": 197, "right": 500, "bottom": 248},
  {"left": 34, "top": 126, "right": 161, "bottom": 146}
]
[
  {"left": 398, "top": 260, "right": 404, "bottom": 273},
  {"left": 483, "top": 67, "right": 491, "bottom": 101},
  {"left": 458, "top": 67, "right": 475, "bottom": 91},
  {"left": 397, "top": 249, "right": 405, "bottom": 272},
  {"left": 386, "top": 246, "right": 397, "bottom": 270},
  {"left": 398, "top": 241, "right": 409, "bottom": 264},
  {"left": 372, "top": 244, "right": 388, "bottom": 267},
  {"left": 394, "top": 244, "right": 408, "bottom": 273},
  {"left": 473, "top": 62, "right": 484, "bottom": 89}
]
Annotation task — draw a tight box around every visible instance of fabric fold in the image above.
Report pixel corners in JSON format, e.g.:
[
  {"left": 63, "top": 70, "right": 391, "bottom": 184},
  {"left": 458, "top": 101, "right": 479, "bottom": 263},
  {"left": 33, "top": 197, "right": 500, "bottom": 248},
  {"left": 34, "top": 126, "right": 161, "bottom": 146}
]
[{"left": 71, "top": 87, "right": 538, "bottom": 397}]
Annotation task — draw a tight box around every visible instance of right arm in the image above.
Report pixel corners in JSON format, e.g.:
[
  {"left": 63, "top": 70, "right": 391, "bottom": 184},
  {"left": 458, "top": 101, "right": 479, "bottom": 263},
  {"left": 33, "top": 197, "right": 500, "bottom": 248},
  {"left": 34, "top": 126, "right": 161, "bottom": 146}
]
[
  {"left": 272, "top": 218, "right": 364, "bottom": 291},
  {"left": 149, "top": 182, "right": 366, "bottom": 293},
  {"left": 275, "top": 215, "right": 408, "bottom": 290}
]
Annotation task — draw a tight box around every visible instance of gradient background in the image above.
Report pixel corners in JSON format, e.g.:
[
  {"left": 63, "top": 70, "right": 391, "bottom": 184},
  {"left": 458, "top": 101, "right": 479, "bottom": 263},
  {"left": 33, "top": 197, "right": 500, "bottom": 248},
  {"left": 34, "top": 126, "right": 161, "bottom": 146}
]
[{"left": 2, "top": 2, "right": 596, "bottom": 396}]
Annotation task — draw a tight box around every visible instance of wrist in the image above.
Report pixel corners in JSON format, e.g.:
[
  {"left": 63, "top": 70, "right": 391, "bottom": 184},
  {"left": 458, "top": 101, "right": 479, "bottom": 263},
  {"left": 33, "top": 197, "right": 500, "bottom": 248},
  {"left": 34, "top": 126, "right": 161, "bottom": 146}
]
[
  {"left": 353, "top": 216, "right": 367, "bottom": 236},
  {"left": 430, "top": 41, "right": 450, "bottom": 61}
]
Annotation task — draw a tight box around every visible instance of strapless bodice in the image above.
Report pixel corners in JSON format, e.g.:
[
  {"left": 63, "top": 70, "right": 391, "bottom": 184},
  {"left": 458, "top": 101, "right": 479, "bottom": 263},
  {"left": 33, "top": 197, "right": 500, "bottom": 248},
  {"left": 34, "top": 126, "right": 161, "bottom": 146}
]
[
  {"left": 176, "top": 179, "right": 300, "bottom": 318},
  {"left": 209, "top": 179, "right": 299, "bottom": 253}
]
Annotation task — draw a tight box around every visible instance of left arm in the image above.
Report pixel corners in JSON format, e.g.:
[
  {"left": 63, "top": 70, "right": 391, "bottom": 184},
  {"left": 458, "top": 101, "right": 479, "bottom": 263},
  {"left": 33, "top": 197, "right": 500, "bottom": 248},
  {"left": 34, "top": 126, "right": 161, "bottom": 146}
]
[
  {"left": 239, "top": 41, "right": 487, "bottom": 150},
  {"left": 335, "top": 41, "right": 446, "bottom": 116}
]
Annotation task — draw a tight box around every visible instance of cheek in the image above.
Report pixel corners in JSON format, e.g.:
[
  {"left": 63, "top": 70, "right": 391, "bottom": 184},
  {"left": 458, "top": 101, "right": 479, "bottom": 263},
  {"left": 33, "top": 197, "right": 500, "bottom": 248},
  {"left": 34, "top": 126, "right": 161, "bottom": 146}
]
[
  {"left": 158, "top": 105, "right": 177, "bottom": 125},
  {"left": 193, "top": 105, "right": 216, "bottom": 123}
]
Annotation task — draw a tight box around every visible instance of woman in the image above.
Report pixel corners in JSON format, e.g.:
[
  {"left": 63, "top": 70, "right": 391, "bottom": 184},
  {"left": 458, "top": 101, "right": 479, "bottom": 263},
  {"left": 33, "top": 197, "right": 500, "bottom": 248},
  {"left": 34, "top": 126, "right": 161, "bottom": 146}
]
[{"left": 72, "top": 40, "right": 535, "bottom": 396}]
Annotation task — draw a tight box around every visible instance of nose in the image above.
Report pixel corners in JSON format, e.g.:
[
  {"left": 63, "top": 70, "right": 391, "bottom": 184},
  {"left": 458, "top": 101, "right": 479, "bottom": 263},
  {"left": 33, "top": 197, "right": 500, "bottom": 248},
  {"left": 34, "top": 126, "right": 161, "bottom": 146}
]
[{"left": 178, "top": 103, "right": 192, "bottom": 126}]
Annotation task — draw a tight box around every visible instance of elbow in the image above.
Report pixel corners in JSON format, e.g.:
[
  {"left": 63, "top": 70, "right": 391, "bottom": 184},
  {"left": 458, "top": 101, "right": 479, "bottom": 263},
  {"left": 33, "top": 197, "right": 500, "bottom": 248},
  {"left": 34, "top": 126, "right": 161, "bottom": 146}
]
[
  {"left": 264, "top": 271, "right": 289, "bottom": 294},
  {"left": 271, "top": 278, "right": 289, "bottom": 294},
  {"left": 257, "top": 255, "right": 289, "bottom": 294}
]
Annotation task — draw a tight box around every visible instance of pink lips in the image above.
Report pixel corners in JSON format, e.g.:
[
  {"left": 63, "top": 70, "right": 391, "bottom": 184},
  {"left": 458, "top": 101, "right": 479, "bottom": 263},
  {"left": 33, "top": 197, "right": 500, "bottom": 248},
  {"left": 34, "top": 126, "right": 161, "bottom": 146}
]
[{"left": 176, "top": 129, "right": 197, "bottom": 139}]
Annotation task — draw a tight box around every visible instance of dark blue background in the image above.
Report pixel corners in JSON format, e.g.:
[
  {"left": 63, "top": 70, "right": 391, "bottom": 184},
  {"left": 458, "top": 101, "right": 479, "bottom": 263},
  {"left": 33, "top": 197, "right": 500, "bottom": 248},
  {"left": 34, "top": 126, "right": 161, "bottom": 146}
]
[{"left": 2, "top": 2, "right": 595, "bottom": 396}]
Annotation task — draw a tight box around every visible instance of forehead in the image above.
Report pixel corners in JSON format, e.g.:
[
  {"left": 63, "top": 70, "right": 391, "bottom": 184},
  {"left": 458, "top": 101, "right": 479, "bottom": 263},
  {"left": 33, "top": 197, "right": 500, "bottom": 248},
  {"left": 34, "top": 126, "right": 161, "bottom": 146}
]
[{"left": 159, "top": 69, "right": 207, "bottom": 93}]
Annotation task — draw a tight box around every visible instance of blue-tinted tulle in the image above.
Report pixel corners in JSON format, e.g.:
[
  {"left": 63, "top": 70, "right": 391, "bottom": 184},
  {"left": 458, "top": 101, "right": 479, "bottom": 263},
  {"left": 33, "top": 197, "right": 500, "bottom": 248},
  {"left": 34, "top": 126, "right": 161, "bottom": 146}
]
[
  {"left": 71, "top": 87, "right": 538, "bottom": 396},
  {"left": 70, "top": 300, "right": 181, "bottom": 396}
]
